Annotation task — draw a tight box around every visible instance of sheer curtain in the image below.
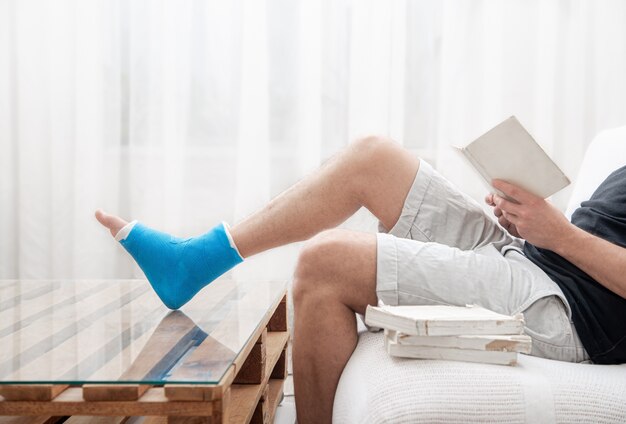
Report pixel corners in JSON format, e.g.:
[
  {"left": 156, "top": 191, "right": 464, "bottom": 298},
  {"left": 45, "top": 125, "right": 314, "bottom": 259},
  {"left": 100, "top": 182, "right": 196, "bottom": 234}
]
[{"left": 1, "top": 0, "right": 626, "bottom": 280}]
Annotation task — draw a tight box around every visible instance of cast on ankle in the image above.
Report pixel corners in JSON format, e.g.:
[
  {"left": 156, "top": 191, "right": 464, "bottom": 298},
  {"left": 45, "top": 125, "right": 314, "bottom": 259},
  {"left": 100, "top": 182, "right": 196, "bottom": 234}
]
[
  {"left": 222, "top": 221, "right": 244, "bottom": 260},
  {"left": 115, "top": 220, "right": 138, "bottom": 242}
]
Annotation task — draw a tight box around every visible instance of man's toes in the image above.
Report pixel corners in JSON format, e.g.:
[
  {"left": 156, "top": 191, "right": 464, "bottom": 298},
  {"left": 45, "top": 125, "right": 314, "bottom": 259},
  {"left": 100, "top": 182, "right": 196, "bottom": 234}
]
[{"left": 95, "top": 209, "right": 129, "bottom": 237}]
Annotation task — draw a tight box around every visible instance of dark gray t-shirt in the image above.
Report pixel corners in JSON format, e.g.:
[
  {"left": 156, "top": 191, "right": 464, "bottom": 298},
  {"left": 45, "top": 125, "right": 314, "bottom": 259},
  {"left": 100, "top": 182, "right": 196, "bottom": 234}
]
[{"left": 524, "top": 165, "right": 626, "bottom": 364}]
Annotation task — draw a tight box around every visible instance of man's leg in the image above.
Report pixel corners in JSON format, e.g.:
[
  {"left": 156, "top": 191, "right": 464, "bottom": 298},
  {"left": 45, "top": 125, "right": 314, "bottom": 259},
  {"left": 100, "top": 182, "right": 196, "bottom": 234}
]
[
  {"left": 228, "top": 136, "right": 420, "bottom": 257},
  {"left": 291, "top": 229, "right": 378, "bottom": 424},
  {"left": 96, "top": 136, "right": 419, "bottom": 306},
  {"left": 97, "top": 136, "right": 418, "bottom": 256}
]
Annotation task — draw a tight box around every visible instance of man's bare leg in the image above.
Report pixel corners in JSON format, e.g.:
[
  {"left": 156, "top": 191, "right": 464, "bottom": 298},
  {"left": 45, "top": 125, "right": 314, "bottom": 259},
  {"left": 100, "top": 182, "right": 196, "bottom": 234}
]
[
  {"left": 97, "top": 136, "right": 419, "bottom": 257},
  {"left": 226, "top": 136, "right": 419, "bottom": 256},
  {"left": 292, "top": 229, "right": 378, "bottom": 424}
]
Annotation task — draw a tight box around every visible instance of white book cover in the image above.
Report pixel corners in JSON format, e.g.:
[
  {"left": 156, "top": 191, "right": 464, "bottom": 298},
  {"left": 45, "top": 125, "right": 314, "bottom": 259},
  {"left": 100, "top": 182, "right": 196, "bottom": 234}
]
[
  {"left": 364, "top": 304, "right": 525, "bottom": 336},
  {"left": 385, "top": 336, "right": 519, "bottom": 366},
  {"left": 385, "top": 330, "right": 532, "bottom": 354},
  {"left": 454, "top": 116, "right": 570, "bottom": 200}
]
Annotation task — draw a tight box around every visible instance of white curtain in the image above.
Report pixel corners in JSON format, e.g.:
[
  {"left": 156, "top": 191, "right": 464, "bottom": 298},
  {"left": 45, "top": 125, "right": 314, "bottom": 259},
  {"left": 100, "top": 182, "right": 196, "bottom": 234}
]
[{"left": 1, "top": 0, "right": 626, "bottom": 280}]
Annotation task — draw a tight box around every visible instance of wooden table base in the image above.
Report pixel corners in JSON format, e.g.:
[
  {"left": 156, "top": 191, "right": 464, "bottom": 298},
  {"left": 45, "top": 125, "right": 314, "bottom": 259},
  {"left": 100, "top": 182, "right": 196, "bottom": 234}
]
[{"left": 0, "top": 294, "right": 289, "bottom": 424}]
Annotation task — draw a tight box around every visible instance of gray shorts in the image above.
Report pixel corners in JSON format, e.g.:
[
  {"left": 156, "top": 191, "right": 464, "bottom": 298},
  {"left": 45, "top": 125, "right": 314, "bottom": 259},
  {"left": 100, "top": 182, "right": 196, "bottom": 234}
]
[{"left": 376, "top": 160, "right": 589, "bottom": 363}]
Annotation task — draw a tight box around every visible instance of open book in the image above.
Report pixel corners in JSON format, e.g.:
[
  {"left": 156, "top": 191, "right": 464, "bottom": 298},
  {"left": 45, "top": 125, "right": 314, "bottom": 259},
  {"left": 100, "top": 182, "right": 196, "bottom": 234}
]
[
  {"left": 364, "top": 304, "right": 525, "bottom": 337},
  {"left": 454, "top": 116, "right": 570, "bottom": 200}
]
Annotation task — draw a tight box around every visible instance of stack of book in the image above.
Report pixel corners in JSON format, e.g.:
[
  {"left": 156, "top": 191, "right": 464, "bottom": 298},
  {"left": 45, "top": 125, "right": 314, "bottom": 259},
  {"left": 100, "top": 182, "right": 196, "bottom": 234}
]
[{"left": 364, "top": 304, "right": 531, "bottom": 366}]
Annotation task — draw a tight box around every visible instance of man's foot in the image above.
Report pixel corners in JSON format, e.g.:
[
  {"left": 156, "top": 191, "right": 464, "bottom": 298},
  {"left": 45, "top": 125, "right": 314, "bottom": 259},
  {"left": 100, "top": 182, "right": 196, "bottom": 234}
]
[
  {"left": 95, "top": 210, "right": 243, "bottom": 309},
  {"left": 95, "top": 209, "right": 128, "bottom": 238}
]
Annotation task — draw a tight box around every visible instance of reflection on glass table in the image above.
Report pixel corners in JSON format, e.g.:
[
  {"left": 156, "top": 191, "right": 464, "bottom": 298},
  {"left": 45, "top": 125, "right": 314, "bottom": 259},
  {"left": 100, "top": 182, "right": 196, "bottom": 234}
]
[{"left": 0, "top": 278, "right": 287, "bottom": 385}]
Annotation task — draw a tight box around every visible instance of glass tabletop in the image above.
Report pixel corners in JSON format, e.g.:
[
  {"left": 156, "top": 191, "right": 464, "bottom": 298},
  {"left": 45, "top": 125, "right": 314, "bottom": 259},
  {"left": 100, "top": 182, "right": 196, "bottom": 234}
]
[{"left": 0, "top": 278, "right": 286, "bottom": 385}]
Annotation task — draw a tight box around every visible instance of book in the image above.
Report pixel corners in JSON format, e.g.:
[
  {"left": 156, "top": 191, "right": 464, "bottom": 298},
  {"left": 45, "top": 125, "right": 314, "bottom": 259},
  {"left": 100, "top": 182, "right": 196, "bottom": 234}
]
[
  {"left": 384, "top": 336, "right": 519, "bottom": 366},
  {"left": 454, "top": 116, "right": 570, "bottom": 200},
  {"left": 364, "top": 304, "right": 525, "bottom": 336},
  {"left": 385, "top": 330, "right": 532, "bottom": 354}
]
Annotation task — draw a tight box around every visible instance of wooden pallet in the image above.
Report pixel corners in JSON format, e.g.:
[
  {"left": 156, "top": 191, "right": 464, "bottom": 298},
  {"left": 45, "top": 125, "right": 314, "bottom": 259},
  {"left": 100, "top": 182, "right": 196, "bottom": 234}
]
[{"left": 0, "top": 292, "right": 289, "bottom": 424}]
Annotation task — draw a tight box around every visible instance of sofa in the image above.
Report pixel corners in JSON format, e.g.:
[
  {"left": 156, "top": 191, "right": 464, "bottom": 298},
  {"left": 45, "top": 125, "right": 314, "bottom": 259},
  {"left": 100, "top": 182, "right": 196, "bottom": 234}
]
[{"left": 333, "top": 126, "right": 626, "bottom": 423}]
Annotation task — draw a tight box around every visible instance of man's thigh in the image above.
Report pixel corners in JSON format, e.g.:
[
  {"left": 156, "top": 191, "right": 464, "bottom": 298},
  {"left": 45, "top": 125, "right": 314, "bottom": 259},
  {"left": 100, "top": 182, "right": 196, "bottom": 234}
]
[
  {"left": 382, "top": 160, "right": 516, "bottom": 252},
  {"left": 376, "top": 234, "right": 561, "bottom": 316}
]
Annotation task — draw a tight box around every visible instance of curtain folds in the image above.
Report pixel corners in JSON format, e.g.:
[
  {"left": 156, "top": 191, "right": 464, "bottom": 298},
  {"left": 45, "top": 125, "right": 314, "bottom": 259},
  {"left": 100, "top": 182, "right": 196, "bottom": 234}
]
[{"left": 1, "top": 0, "right": 626, "bottom": 279}]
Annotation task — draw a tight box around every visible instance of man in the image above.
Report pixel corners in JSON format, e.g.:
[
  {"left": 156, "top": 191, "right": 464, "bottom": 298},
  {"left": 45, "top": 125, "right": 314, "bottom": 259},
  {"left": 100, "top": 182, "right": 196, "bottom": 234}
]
[{"left": 96, "top": 136, "right": 626, "bottom": 424}]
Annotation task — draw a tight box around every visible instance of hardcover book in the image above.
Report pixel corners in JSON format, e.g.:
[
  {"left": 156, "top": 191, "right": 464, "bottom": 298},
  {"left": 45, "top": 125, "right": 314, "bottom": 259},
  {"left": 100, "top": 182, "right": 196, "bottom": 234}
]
[
  {"left": 385, "top": 330, "right": 532, "bottom": 354},
  {"left": 364, "top": 304, "right": 525, "bottom": 336},
  {"left": 454, "top": 116, "right": 570, "bottom": 200},
  {"left": 384, "top": 336, "right": 519, "bottom": 366}
]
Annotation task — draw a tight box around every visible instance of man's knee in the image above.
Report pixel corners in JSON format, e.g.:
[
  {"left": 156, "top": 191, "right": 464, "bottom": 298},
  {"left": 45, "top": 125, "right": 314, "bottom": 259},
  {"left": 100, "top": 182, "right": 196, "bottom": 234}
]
[
  {"left": 350, "top": 135, "right": 398, "bottom": 162},
  {"left": 292, "top": 229, "right": 351, "bottom": 304},
  {"left": 347, "top": 135, "right": 418, "bottom": 194}
]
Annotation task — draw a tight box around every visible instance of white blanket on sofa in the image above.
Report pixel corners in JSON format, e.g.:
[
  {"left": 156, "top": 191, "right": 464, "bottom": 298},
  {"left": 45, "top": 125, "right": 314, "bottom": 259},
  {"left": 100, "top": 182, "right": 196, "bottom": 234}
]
[{"left": 333, "top": 330, "right": 626, "bottom": 423}]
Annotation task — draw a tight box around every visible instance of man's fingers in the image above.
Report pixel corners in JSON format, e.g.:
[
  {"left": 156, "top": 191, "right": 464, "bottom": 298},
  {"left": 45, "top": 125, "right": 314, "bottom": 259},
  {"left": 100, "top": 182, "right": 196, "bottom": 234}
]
[
  {"left": 485, "top": 194, "right": 495, "bottom": 206},
  {"left": 502, "top": 210, "right": 516, "bottom": 219},
  {"left": 493, "top": 206, "right": 503, "bottom": 218},
  {"left": 493, "top": 195, "right": 521, "bottom": 215},
  {"left": 492, "top": 180, "right": 536, "bottom": 203},
  {"left": 498, "top": 215, "right": 509, "bottom": 228}
]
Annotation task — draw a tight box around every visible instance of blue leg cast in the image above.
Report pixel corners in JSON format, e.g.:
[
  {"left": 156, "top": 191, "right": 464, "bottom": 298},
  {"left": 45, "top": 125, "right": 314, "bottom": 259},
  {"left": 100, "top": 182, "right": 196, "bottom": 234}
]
[{"left": 119, "top": 222, "right": 243, "bottom": 309}]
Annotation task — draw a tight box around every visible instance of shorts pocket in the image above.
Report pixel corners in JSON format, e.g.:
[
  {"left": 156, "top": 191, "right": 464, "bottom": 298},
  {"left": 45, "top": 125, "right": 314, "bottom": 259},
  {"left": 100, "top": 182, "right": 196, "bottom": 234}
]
[{"left": 523, "top": 295, "right": 579, "bottom": 361}]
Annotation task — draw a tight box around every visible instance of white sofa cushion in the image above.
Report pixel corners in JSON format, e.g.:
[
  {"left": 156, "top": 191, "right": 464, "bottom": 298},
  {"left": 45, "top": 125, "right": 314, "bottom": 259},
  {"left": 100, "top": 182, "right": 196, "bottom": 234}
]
[
  {"left": 565, "top": 126, "right": 626, "bottom": 218},
  {"left": 334, "top": 331, "right": 626, "bottom": 423}
]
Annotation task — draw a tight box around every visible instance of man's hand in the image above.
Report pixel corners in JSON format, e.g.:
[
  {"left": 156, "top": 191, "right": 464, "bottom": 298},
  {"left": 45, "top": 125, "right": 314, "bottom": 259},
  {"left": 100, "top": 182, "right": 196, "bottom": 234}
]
[
  {"left": 485, "top": 180, "right": 573, "bottom": 250},
  {"left": 487, "top": 180, "right": 626, "bottom": 300},
  {"left": 484, "top": 192, "right": 521, "bottom": 238}
]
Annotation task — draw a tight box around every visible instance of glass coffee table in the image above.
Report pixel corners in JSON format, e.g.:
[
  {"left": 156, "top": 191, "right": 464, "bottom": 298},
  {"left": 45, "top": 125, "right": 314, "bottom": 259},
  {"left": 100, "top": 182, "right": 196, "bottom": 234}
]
[{"left": 0, "top": 278, "right": 289, "bottom": 423}]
